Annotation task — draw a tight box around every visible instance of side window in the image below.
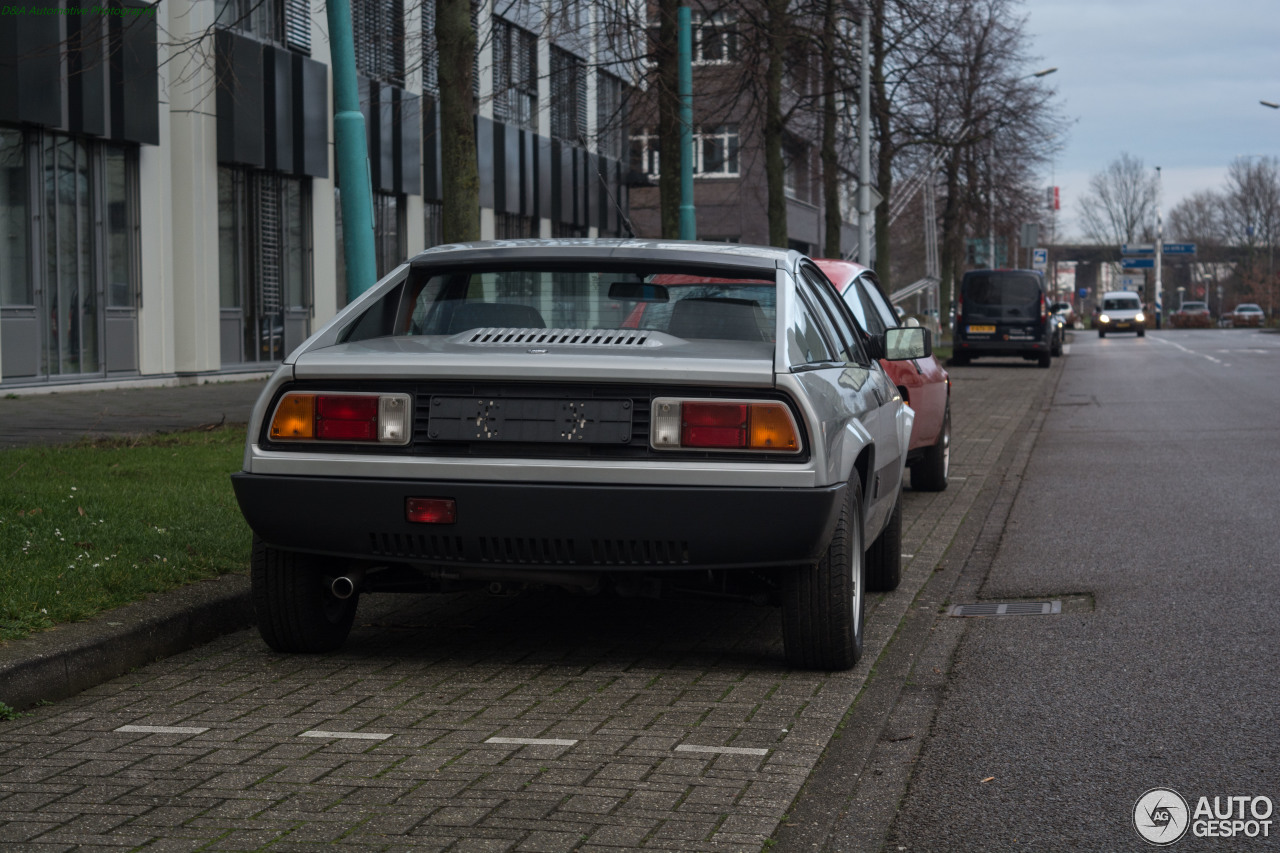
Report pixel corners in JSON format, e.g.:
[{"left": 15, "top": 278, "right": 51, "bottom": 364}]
[
  {"left": 801, "top": 267, "right": 869, "bottom": 366},
  {"left": 858, "top": 274, "right": 900, "bottom": 331},
  {"left": 787, "top": 290, "right": 836, "bottom": 365}
]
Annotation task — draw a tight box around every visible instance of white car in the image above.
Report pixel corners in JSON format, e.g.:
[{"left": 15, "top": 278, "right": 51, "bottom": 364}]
[{"left": 232, "top": 240, "right": 927, "bottom": 670}]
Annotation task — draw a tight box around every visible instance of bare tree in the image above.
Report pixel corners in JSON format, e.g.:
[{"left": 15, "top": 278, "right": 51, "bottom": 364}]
[
  {"left": 1077, "top": 152, "right": 1158, "bottom": 246},
  {"left": 436, "top": 0, "right": 480, "bottom": 243}
]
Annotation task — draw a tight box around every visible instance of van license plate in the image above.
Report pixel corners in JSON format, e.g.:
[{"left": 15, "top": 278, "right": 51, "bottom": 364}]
[{"left": 968, "top": 325, "right": 996, "bottom": 334}]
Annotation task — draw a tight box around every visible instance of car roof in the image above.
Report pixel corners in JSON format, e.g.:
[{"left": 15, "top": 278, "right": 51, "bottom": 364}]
[
  {"left": 1102, "top": 291, "right": 1141, "bottom": 298},
  {"left": 407, "top": 239, "right": 797, "bottom": 276}
]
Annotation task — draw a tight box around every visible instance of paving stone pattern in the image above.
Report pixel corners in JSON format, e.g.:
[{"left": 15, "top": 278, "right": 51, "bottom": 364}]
[{"left": 0, "top": 365, "right": 1052, "bottom": 852}]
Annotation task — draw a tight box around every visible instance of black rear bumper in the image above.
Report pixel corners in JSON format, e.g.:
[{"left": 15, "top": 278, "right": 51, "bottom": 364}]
[{"left": 231, "top": 474, "right": 845, "bottom": 572}]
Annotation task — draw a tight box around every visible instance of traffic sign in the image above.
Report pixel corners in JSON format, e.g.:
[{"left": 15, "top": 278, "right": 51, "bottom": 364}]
[
  {"left": 1032, "top": 248, "right": 1048, "bottom": 270},
  {"left": 1121, "top": 243, "right": 1154, "bottom": 255},
  {"left": 1121, "top": 258, "right": 1154, "bottom": 269},
  {"left": 1162, "top": 242, "right": 1196, "bottom": 255}
]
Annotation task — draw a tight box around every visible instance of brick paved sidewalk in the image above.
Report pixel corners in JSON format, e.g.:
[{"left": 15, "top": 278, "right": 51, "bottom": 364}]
[{"left": 0, "top": 362, "right": 1056, "bottom": 851}]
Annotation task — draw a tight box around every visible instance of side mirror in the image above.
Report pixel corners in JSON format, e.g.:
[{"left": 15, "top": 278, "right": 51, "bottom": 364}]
[{"left": 883, "top": 327, "right": 931, "bottom": 361}]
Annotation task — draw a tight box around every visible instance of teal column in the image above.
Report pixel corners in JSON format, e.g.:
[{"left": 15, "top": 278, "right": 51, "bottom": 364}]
[
  {"left": 326, "top": 0, "right": 378, "bottom": 300},
  {"left": 677, "top": 6, "right": 696, "bottom": 240}
]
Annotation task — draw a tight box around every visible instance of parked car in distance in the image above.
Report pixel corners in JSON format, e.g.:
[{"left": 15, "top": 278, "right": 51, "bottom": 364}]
[
  {"left": 1226, "top": 303, "right": 1265, "bottom": 327},
  {"left": 816, "top": 259, "right": 951, "bottom": 492},
  {"left": 1169, "top": 300, "right": 1212, "bottom": 328},
  {"left": 952, "top": 269, "right": 1056, "bottom": 367},
  {"left": 1049, "top": 300, "right": 1080, "bottom": 329},
  {"left": 1097, "top": 291, "right": 1146, "bottom": 338},
  {"left": 232, "top": 239, "right": 931, "bottom": 671}
]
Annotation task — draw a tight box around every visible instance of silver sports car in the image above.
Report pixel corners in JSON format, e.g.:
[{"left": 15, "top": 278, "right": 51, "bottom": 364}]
[{"left": 232, "top": 240, "right": 927, "bottom": 670}]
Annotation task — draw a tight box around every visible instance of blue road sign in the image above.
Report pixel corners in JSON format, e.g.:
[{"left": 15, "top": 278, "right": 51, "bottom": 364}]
[
  {"left": 1122, "top": 258, "right": 1154, "bottom": 269},
  {"left": 1162, "top": 242, "right": 1196, "bottom": 255},
  {"left": 1121, "top": 243, "right": 1155, "bottom": 255},
  {"left": 1078, "top": 288, "right": 1089, "bottom": 298}
]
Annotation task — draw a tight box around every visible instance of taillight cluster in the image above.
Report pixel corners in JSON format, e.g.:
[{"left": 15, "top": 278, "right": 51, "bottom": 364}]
[
  {"left": 650, "top": 398, "right": 802, "bottom": 453},
  {"left": 269, "top": 392, "right": 412, "bottom": 445}
]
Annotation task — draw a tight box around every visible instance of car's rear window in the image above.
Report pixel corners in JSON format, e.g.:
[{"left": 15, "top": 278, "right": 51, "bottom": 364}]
[
  {"left": 387, "top": 267, "right": 777, "bottom": 343},
  {"left": 961, "top": 272, "right": 1043, "bottom": 320},
  {"left": 1104, "top": 296, "right": 1141, "bottom": 310}
]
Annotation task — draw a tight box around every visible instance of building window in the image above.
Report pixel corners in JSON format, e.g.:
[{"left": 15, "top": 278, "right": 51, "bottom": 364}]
[
  {"left": 629, "top": 129, "right": 660, "bottom": 178},
  {"left": 424, "top": 200, "right": 443, "bottom": 248},
  {"left": 597, "top": 72, "right": 627, "bottom": 161},
  {"left": 694, "top": 13, "right": 739, "bottom": 64},
  {"left": 215, "top": 0, "right": 310, "bottom": 50},
  {"left": 353, "top": 0, "right": 405, "bottom": 85},
  {"left": 0, "top": 127, "right": 30, "bottom": 307},
  {"left": 421, "top": 0, "right": 439, "bottom": 99},
  {"left": 698, "top": 125, "right": 739, "bottom": 177},
  {"left": 374, "top": 191, "right": 405, "bottom": 278},
  {"left": 495, "top": 213, "right": 536, "bottom": 239},
  {"left": 493, "top": 17, "right": 537, "bottom": 131},
  {"left": 220, "top": 167, "right": 311, "bottom": 363},
  {"left": 784, "top": 140, "right": 810, "bottom": 202},
  {"left": 551, "top": 47, "right": 587, "bottom": 144}
]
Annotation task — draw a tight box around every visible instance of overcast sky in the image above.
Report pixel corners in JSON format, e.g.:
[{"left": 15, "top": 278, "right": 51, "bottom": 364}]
[{"left": 1020, "top": 0, "right": 1280, "bottom": 242}]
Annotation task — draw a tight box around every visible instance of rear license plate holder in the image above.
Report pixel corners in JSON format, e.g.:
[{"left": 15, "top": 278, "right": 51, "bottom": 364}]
[
  {"left": 968, "top": 324, "right": 996, "bottom": 334},
  {"left": 427, "top": 397, "right": 634, "bottom": 444}
]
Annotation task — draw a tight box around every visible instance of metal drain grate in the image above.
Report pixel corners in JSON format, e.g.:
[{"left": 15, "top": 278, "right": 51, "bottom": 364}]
[{"left": 949, "top": 600, "right": 1061, "bottom": 617}]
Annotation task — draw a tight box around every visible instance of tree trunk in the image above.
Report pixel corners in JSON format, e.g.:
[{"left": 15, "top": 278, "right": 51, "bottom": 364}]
[
  {"left": 764, "top": 0, "right": 788, "bottom": 249},
  {"left": 437, "top": 0, "right": 479, "bottom": 243},
  {"left": 820, "top": 0, "right": 841, "bottom": 258},
  {"left": 869, "top": 0, "right": 891, "bottom": 285},
  {"left": 657, "top": 0, "right": 681, "bottom": 239}
]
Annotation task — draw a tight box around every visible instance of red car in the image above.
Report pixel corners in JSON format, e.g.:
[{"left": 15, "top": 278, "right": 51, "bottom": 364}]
[{"left": 815, "top": 259, "right": 951, "bottom": 491}]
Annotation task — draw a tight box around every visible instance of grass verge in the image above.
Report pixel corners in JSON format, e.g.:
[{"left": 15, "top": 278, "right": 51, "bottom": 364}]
[{"left": 1, "top": 426, "right": 251, "bottom": 642}]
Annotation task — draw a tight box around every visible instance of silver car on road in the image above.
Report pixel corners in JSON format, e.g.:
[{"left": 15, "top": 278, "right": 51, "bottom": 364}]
[{"left": 232, "top": 240, "right": 926, "bottom": 670}]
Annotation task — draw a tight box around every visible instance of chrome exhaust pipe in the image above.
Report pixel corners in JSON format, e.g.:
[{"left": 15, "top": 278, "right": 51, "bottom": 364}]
[{"left": 330, "top": 571, "right": 363, "bottom": 599}]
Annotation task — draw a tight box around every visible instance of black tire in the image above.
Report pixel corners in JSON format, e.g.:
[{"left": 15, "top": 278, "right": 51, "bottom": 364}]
[
  {"left": 1051, "top": 333, "right": 1063, "bottom": 357},
  {"left": 1137, "top": 328, "right": 1146, "bottom": 337},
  {"left": 781, "top": 477, "right": 865, "bottom": 670},
  {"left": 912, "top": 404, "right": 950, "bottom": 492},
  {"left": 951, "top": 353, "right": 970, "bottom": 366},
  {"left": 1098, "top": 329, "right": 1106, "bottom": 338},
  {"left": 866, "top": 497, "right": 902, "bottom": 592},
  {"left": 1037, "top": 351, "right": 1051, "bottom": 368},
  {"left": 251, "top": 536, "right": 358, "bottom": 653}
]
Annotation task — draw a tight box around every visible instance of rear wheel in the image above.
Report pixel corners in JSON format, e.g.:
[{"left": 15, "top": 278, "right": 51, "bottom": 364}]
[
  {"left": 782, "top": 478, "right": 865, "bottom": 670},
  {"left": 1037, "top": 351, "right": 1051, "bottom": 368},
  {"left": 951, "top": 352, "right": 971, "bottom": 366},
  {"left": 866, "top": 497, "right": 902, "bottom": 591},
  {"left": 251, "top": 536, "right": 358, "bottom": 653},
  {"left": 912, "top": 404, "right": 950, "bottom": 492}
]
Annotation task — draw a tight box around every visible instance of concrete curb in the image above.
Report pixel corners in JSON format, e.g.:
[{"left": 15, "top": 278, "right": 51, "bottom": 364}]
[{"left": 0, "top": 574, "right": 253, "bottom": 711}]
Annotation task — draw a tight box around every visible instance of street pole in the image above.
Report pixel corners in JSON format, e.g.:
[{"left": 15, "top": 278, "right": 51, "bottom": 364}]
[
  {"left": 677, "top": 7, "right": 696, "bottom": 240},
  {"left": 1155, "top": 166, "right": 1163, "bottom": 329},
  {"left": 327, "top": 0, "right": 378, "bottom": 302},
  {"left": 857, "top": 0, "right": 872, "bottom": 265}
]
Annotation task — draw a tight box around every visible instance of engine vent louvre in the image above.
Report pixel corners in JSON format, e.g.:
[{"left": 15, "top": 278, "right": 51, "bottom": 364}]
[
  {"left": 463, "top": 328, "right": 657, "bottom": 347},
  {"left": 479, "top": 536, "right": 577, "bottom": 565}
]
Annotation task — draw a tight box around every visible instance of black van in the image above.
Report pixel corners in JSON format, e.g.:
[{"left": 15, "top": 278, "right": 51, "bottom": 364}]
[{"left": 953, "top": 269, "right": 1056, "bottom": 367}]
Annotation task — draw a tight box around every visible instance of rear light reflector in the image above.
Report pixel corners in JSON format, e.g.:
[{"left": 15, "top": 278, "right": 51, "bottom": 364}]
[
  {"left": 269, "top": 392, "right": 412, "bottom": 445},
  {"left": 651, "top": 398, "right": 801, "bottom": 453},
  {"left": 406, "top": 498, "right": 456, "bottom": 524}
]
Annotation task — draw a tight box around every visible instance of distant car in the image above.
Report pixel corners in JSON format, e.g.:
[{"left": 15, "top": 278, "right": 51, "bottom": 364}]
[
  {"left": 231, "top": 239, "right": 931, "bottom": 671},
  {"left": 1169, "top": 300, "right": 1211, "bottom": 328},
  {"left": 952, "top": 269, "right": 1056, "bottom": 367},
  {"left": 1227, "top": 303, "right": 1265, "bottom": 328},
  {"left": 1097, "top": 291, "right": 1146, "bottom": 337},
  {"left": 815, "top": 259, "right": 952, "bottom": 492},
  {"left": 1049, "top": 300, "right": 1079, "bottom": 330}
]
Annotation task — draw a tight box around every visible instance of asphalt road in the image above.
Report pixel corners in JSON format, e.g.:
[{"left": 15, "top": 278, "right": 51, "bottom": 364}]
[{"left": 883, "top": 327, "right": 1280, "bottom": 851}]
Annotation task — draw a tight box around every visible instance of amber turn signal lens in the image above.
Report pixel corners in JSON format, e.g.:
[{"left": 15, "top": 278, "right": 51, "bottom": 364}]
[
  {"left": 269, "top": 394, "right": 315, "bottom": 440},
  {"left": 747, "top": 403, "right": 799, "bottom": 450}
]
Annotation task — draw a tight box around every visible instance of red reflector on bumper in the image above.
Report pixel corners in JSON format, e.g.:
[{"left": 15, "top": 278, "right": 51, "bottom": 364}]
[{"left": 406, "top": 498, "right": 457, "bottom": 524}]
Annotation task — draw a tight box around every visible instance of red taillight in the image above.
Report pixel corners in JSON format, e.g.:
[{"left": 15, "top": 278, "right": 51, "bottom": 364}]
[
  {"left": 406, "top": 498, "right": 456, "bottom": 524},
  {"left": 316, "top": 395, "right": 379, "bottom": 442},
  {"left": 681, "top": 402, "right": 749, "bottom": 448},
  {"left": 1040, "top": 293, "right": 1048, "bottom": 321}
]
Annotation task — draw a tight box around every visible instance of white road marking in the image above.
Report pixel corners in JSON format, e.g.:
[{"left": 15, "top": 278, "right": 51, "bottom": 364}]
[
  {"left": 1153, "top": 336, "right": 1225, "bottom": 364},
  {"left": 676, "top": 744, "right": 769, "bottom": 756},
  {"left": 485, "top": 736, "right": 578, "bottom": 746},
  {"left": 115, "top": 725, "right": 209, "bottom": 735},
  {"left": 300, "top": 730, "right": 393, "bottom": 741}
]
